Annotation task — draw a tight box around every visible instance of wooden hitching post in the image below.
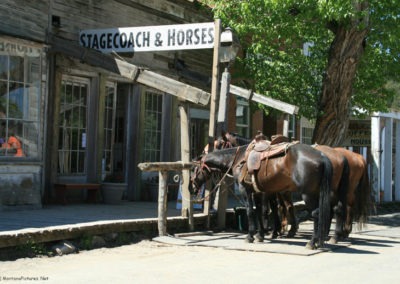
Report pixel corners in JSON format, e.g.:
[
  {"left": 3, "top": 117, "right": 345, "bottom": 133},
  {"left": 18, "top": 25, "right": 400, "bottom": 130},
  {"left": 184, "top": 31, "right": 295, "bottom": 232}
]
[
  {"left": 204, "top": 19, "right": 222, "bottom": 226},
  {"left": 158, "top": 170, "right": 168, "bottom": 236},
  {"left": 179, "top": 105, "right": 194, "bottom": 230}
]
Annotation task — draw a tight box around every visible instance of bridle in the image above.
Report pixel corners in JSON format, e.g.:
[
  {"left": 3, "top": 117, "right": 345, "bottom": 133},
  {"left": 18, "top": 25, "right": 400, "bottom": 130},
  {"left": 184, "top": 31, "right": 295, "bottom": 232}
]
[{"left": 191, "top": 146, "right": 241, "bottom": 199}]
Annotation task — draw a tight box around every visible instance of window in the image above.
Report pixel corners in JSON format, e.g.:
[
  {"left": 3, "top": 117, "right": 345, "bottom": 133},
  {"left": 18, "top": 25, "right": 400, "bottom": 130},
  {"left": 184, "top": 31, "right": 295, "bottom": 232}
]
[
  {"left": 236, "top": 97, "right": 250, "bottom": 137},
  {"left": 143, "top": 90, "right": 162, "bottom": 162},
  {"left": 58, "top": 76, "right": 89, "bottom": 174},
  {"left": 288, "top": 115, "right": 296, "bottom": 140},
  {"left": 102, "top": 83, "right": 117, "bottom": 178},
  {"left": 300, "top": 117, "right": 314, "bottom": 145},
  {"left": 0, "top": 48, "right": 42, "bottom": 158}
]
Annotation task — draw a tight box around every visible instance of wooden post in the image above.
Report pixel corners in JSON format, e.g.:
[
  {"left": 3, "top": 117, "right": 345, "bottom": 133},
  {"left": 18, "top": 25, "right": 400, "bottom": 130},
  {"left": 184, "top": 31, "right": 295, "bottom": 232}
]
[
  {"left": 282, "top": 114, "right": 289, "bottom": 137},
  {"left": 383, "top": 118, "right": 393, "bottom": 201},
  {"left": 208, "top": 18, "right": 221, "bottom": 151},
  {"left": 158, "top": 170, "right": 168, "bottom": 236},
  {"left": 138, "top": 162, "right": 195, "bottom": 236},
  {"left": 217, "top": 180, "right": 229, "bottom": 229},
  {"left": 396, "top": 120, "right": 400, "bottom": 201},
  {"left": 204, "top": 19, "right": 221, "bottom": 225},
  {"left": 216, "top": 68, "right": 231, "bottom": 134},
  {"left": 179, "top": 105, "right": 194, "bottom": 230},
  {"left": 371, "top": 116, "right": 381, "bottom": 202}
]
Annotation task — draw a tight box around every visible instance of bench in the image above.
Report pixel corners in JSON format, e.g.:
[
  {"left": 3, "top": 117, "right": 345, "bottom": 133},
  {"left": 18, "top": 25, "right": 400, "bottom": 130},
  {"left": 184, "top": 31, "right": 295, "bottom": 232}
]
[{"left": 54, "top": 183, "right": 101, "bottom": 205}]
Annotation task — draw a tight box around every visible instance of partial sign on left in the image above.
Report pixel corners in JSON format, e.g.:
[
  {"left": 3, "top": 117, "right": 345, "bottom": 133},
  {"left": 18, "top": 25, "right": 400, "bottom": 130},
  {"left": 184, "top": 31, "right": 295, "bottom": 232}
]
[{"left": 79, "top": 22, "right": 214, "bottom": 53}]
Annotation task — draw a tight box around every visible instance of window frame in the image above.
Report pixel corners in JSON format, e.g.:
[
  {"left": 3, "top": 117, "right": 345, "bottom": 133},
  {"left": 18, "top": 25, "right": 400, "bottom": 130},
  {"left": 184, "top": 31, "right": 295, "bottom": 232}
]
[
  {"left": 235, "top": 97, "right": 250, "bottom": 138},
  {"left": 0, "top": 46, "right": 43, "bottom": 160},
  {"left": 57, "top": 75, "right": 90, "bottom": 175}
]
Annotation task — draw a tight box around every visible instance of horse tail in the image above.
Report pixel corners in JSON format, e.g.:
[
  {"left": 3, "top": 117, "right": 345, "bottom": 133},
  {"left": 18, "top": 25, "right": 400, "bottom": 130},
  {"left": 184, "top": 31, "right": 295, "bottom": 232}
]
[
  {"left": 353, "top": 160, "right": 374, "bottom": 230},
  {"left": 337, "top": 157, "right": 350, "bottom": 231},
  {"left": 318, "top": 155, "right": 333, "bottom": 246}
]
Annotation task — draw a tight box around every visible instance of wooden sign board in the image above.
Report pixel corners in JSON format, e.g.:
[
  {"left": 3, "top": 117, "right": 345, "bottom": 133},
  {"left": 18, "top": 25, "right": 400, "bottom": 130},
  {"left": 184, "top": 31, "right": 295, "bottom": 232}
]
[
  {"left": 80, "top": 22, "right": 214, "bottom": 53},
  {"left": 342, "top": 120, "right": 371, "bottom": 147}
]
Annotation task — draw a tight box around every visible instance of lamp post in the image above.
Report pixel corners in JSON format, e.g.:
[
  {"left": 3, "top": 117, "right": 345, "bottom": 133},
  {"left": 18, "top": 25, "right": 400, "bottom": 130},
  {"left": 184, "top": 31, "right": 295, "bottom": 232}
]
[
  {"left": 216, "top": 27, "right": 240, "bottom": 135},
  {"left": 214, "top": 27, "right": 240, "bottom": 229}
]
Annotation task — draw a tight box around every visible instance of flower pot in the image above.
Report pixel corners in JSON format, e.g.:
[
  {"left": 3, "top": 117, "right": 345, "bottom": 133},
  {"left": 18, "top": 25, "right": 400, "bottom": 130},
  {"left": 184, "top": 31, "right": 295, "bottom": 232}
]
[{"left": 101, "top": 183, "right": 127, "bottom": 204}]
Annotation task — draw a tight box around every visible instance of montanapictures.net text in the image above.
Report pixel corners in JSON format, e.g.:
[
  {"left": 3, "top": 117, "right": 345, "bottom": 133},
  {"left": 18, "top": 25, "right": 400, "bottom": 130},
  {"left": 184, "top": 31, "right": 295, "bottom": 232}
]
[{"left": 2, "top": 276, "right": 49, "bottom": 281}]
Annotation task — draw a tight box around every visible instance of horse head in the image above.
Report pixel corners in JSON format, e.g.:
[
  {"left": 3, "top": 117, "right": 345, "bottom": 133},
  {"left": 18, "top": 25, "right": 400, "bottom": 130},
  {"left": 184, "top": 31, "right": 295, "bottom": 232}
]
[{"left": 190, "top": 158, "right": 212, "bottom": 195}]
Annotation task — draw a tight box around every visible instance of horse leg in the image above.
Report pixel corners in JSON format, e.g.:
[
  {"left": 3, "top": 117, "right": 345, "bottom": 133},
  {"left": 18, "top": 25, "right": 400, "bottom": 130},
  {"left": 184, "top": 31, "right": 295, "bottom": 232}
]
[
  {"left": 244, "top": 189, "right": 257, "bottom": 243},
  {"left": 281, "top": 192, "right": 298, "bottom": 238},
  {"left": 253, "top": 193, "right": 265, "bottom": 242},
  {"left": 306, "top": 208, "right": 320, "bottom": 250},
  {"left": 268, "top": 194, "right": 281, "bottom": 239},
  {"left": 328, "top": 201, "right": 346, "bottom": 244},
  {"left": 343, "top": 204, "right": 354, "bottom": 238}
]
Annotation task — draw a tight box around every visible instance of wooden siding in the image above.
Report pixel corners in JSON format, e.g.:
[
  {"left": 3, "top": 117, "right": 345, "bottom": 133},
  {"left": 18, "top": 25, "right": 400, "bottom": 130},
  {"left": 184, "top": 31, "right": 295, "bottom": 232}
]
[
  {"left": 0, "top": 0, "right": 49, "bottom": 42},
  {"left": 0, "top": 0, "right": 214, "bottom": 88}
]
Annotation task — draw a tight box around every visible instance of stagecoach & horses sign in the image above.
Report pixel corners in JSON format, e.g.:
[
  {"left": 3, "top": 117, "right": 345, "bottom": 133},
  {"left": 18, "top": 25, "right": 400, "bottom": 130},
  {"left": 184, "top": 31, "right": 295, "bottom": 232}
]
[{"left": 79, "top": 22, "right": 215, "bottom": 53}]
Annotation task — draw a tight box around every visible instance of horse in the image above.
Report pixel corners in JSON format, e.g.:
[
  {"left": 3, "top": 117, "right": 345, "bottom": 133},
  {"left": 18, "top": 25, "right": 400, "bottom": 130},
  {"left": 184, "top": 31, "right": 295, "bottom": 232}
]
[
  {"left": 192, "top": 142, "right": 333, "bottom": 249},
  {"left": 202, "top": 131, "right": 252, "bottom": 154},
  {"left": 197, "top": 131, "right": 287, "bottom": 238},
  {"left": 333, "top": 147, "right": 374, "bottom": 236},
  {"left": 312, "top": 144, "right": 350, "bottom": 244},
  {"left": 265, "top": 145, "right": 373, "bottom": 244},
  {"left": 191, "top": 145, "right": 281, "bottom": 240}
]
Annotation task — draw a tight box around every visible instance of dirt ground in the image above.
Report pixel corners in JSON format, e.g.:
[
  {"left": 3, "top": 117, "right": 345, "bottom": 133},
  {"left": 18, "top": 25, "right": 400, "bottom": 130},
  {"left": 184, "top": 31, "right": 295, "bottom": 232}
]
[{"left": 1, "top": 214, "right": 400, "bottom": 284}]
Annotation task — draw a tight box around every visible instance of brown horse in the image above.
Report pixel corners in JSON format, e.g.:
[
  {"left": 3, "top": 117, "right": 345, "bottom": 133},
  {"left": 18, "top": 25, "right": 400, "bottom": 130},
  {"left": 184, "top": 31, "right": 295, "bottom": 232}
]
[
  {"left": 192, "top": 143, "right": 333, "bottom": 249},
  {"left": 334, "top": 147, "right": 374, "bottom": 236},
  {"left": 199, "top": 132, "right": 285, "bottom": 239},
  {"left": 278, "top": 146, "right": 373, "bottom": 243},
  {"left": 192, "top": 145, "right": 286, "bottom": 241}
]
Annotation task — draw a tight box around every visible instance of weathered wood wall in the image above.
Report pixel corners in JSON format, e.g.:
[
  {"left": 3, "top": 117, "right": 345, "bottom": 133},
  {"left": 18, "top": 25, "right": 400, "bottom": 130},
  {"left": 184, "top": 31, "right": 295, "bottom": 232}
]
[{"left": 0, "top": 0, "right": 214, "bottom": 89}]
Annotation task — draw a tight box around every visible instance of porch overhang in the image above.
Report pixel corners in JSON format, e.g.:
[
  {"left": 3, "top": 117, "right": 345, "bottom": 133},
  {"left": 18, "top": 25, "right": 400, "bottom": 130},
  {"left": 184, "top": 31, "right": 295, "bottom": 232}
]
[{"left": 48, "top": 35, "right": 210, "bottom": 106}]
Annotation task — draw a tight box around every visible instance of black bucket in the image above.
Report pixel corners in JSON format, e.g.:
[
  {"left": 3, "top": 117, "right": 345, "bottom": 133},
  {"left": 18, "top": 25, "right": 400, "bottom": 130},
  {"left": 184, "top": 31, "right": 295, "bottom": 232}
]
[{"left": 234, "top": 207, "right": 248, "bottom": 232}]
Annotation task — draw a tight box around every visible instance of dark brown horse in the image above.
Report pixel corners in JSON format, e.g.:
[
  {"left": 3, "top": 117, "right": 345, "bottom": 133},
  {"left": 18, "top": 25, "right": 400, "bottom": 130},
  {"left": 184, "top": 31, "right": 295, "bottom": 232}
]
[
  {"left": 277, "top": 145, "right": 373, "bottom": 243},
  {"left": 192, "top": 143, "right": 333, "bottom": 249},
  {"left": 198, "top": 132, "right": 284, "bottom": 239},
  {"left": 192, "top": 145, "right": 283, "bottom": 241}
]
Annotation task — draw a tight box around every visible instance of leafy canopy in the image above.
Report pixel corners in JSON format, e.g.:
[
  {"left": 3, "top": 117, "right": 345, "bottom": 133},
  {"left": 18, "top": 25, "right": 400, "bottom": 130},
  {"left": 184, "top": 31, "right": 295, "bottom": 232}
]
[{"left": 202, "top": 0, "right": 400, "bottom": 118}]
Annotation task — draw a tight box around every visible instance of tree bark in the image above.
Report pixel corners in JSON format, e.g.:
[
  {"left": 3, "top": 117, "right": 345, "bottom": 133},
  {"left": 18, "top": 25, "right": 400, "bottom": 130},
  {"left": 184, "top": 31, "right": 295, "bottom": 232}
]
[{"left": 312, "top": 25, "right": 368, "bottom": 146}]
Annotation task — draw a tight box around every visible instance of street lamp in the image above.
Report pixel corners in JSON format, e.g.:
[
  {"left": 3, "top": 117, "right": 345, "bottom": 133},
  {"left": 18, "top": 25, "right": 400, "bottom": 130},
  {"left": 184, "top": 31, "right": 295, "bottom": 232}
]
[
  {"left": 219, "top": 27, "right": 240, "bottom": 65},
  {"left": 217, "top": 27, "right": 240, "bottom": 135}
]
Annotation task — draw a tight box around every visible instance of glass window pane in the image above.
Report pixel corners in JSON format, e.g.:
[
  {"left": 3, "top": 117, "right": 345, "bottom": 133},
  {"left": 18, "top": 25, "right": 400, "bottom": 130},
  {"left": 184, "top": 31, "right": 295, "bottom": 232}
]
[
  {"left": 58, "top": 78, "right": 88, "bottom": 174},
  {"left": 8, "top": 82, "right": 24, "bottom": 119},
  {"left": 9, "top": 56, "right": 24, "bottom": 82},
  {"left": 0, "top": 51, "right": 42, "bottom": 159},
  {"left": 27, "top": 57, "right": 40, "bottom": 84},
  {"left": 0, "top": 55, "right": 8, "bottom": 80}
]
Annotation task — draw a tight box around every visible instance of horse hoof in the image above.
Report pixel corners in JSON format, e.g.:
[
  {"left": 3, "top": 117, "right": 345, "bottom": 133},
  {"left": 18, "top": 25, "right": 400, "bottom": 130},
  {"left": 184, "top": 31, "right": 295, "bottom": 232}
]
[
  {"left": 254, "top": 233, "right": 264, "bottom": 242},
  {"left": 305, "top": 242, "right": 317, "bottom": 250},
  {"left": 244, "top": 237, "right": 254, "bottom": 243},
  {"left": 328, "top": 237, "right": 338, "bottom": 245}
]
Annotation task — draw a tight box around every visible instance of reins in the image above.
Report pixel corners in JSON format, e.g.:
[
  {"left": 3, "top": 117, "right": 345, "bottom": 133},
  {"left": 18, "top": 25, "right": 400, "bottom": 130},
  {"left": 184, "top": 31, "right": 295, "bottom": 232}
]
[{"left": 192, "top": 146, "right": 241, "bottom": 203}]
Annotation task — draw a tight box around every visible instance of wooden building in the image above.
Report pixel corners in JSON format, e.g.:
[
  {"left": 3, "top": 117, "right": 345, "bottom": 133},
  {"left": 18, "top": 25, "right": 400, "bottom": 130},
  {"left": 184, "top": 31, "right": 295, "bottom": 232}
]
[{"left": 0, "top": 0, "right": 272, "bottom": 210}]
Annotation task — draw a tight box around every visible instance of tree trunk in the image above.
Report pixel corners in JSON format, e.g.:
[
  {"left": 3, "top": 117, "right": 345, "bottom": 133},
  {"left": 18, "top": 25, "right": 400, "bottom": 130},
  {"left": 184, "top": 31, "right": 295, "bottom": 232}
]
[{"left": 312, "top": 25, "right": 368, "bottom": 146}]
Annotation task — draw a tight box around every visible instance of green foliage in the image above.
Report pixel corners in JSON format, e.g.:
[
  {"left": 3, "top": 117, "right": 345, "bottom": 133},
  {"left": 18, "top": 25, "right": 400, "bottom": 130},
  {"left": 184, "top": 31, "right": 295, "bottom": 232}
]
[
  {"left": 79, "top": 234, "right": 93, "bottom": 250},
  {"left": 202, "top": 0, "right": 400, "bottom": 119},
  {"left": 16, "top": 240, "right": 52, "bottom": 257}
]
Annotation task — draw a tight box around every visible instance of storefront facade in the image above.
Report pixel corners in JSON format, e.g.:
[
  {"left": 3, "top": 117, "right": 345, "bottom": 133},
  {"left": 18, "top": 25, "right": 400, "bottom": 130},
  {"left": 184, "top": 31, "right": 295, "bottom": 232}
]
[{"left": 0, "top": 0, "right": 214, "bottom": 210}]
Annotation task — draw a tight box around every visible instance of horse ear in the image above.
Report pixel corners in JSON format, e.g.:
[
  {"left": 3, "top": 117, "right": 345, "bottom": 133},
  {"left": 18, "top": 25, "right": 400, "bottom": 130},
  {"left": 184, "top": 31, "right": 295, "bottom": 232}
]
[{"left": 221, "top": 130, "right": 229, "bottom": 142}]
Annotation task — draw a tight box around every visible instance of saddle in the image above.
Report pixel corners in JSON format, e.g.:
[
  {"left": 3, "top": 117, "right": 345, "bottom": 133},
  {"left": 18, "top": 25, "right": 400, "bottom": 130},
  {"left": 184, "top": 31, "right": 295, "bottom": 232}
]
[
  {"left": 238, "top": 135, "right": 294, "bottom": 185},
  {"left": 247, "top": 139, "right": 299, "bottom": 175}
]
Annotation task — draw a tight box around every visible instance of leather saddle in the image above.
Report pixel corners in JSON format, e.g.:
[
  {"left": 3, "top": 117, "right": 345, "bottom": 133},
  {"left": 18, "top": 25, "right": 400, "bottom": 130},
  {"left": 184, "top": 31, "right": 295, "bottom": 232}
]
[{"left": 246, "top": 138, "right": 298, "bottom": 175}]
